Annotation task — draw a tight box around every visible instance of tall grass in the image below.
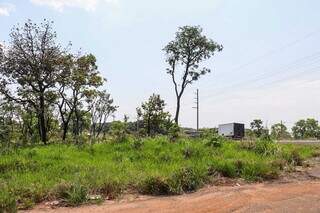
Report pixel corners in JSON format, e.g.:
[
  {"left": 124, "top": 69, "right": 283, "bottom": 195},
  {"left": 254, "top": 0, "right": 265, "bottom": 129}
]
[{"left": 0, "top": 137, "right": 318, "bottom": 211}]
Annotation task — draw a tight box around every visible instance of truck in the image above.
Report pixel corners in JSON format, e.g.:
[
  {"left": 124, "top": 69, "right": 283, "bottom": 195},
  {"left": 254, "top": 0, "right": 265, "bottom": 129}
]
[{"left": 218, "top": 123, "right": 245, "bottom": 139}]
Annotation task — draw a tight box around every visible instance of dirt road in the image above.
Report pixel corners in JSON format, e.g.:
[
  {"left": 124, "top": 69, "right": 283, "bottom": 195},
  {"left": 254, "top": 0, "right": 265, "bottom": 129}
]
[{"left": 27, "top": 180, "right": 320, "bottom": 213}]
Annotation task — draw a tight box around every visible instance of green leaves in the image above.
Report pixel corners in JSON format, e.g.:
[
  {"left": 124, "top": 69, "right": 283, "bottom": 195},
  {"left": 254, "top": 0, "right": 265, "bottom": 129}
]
[{"left": 164, "top": 26, "right": 222, "bottom": 123}]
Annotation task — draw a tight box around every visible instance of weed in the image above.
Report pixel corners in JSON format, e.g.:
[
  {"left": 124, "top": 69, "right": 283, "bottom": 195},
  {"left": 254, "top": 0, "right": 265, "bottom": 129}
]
[
  {"left": 0, "top": 190, "right": 16, "bottom": 213},
  {"left": 139, "top": 176, "right": 170, "bottom": 195}
]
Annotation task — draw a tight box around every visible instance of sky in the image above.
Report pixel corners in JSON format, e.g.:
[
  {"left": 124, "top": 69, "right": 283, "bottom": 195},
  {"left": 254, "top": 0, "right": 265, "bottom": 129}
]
[{"left": 0, "top": 0, "right": 320, "bottom": 129}]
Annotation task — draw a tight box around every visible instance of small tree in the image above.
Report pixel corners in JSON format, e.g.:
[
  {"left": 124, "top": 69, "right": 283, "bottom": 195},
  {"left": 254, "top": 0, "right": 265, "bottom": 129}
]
[
  {"left": 271, "top": 123, "right": 290, "bottom": 139},
  {"left": 89, "top": 90, "right": 117, "bottom": 139},
  {"left": 164, "top": 26, "right": 223, "bottom": 124},
  {"left": 136, "top": 94, "right": 171, "bottom": 136},
  {"left": 250, "top": 119, "right": 264, "bottom": 138}
]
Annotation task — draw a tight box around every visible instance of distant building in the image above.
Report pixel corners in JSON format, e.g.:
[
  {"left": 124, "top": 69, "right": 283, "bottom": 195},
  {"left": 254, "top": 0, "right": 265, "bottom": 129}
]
[{"left": 218, "top": 123, "right": 245, "bottom": 139}]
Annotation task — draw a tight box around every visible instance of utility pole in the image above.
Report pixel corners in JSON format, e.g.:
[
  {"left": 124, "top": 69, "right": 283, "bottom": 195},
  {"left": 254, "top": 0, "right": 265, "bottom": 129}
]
[{"left": 193, "top": 89, "right": 199, "bottom": 131}]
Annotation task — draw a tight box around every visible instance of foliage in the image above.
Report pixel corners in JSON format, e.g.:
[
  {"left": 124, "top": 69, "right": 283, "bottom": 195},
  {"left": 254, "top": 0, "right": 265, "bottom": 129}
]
[
  {"left": 0, "top": 20, "right": 112, "bottom": 146},
  {"left": 292, "top": 119, "right": 320, "bottom": 139},
  {"left": 164, "top": 26, "right": 223, "bottom": 124},
  {"left": 0, "top": 137, "right": 318, "bottom": 209},
  {"left": 168, "top": 123, "right": 180, "bottom": 141},
  {"left": 89, "top": 90, "right": 117, "bottom": 140},
  {"left": 250, "top": 119, "right": 264, "bottom": 138},
  {"left": 109, "top": 121, "right": 129, "bottom": 142},
  {"left": 239, "top": 139, "right": 281, "bottom": 156},
  {"left": 137, "top": 94, "right": 171, "bottom": 136},
  {"left": 271, "top": 123, "right": 291, "bottom": 140},
  {"left": 0, "top": 19, "right": 66, "bottom": 144},
  {"left": 54, "top": 182, "right": 88, "bottom": 206}
]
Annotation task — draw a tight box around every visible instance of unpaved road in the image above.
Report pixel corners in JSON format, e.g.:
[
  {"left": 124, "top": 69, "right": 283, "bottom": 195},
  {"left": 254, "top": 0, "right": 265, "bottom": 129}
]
[{"left": 27, "top": 180, "right": 320, "bottom": 213}]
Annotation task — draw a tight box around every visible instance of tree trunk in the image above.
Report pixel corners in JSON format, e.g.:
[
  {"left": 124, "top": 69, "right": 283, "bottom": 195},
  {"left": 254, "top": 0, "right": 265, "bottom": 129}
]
[
  {"left": 174, "top": 97, "right": 181, "bottom": 124},
  {"left": 39, "top": 94, "right": 47, "bottom": 144},
  {"left": 62, "top": 123, "right": 68, "bottom": 141}
]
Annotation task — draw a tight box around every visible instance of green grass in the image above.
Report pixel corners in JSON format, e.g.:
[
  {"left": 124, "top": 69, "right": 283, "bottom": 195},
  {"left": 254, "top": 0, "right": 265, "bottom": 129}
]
[{"left": 0, "top": 137, "right": 319, "bottom": 212}]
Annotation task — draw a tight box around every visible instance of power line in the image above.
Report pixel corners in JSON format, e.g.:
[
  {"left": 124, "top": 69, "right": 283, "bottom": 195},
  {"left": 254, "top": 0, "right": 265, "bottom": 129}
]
[{"left": 199, "top": 52, "right": 320, "bottom": 103}]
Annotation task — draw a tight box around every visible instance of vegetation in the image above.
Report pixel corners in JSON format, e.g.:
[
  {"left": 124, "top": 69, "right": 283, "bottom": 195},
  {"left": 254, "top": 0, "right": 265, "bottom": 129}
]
[
  {"left": 0, "top": 19, "right": 320, "bottom": 213},
  {"left": 292, "top": 119, "right": 320, "bottom": 140},
  {"left": 271, "top": 123, "right": 291, "bottom": 140},
  {"left": 0, "top": 20, "right": 116, "bottom": 147},
  {"left": 136, "top": 94, "right": 172, "bottom": 136},
  {"left": 164, "top": 26, "right": 223, "bottom": 124},
  {"left": 0, "top": 136, "right": 319, "bottom": 211}
]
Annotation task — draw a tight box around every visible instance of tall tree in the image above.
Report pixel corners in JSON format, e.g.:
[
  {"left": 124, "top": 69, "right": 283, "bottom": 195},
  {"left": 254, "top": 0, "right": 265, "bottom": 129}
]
[
  {"left": 0, "top": 19, "right": 65, "bottom": 144},
  {"left": 136, "top": 94, "right": 171, "bottom": 136},
  {"left": 163, "top": 26, "right": 222, "bottom": 124},
  {"left": 58, "top": 53, "right": 104, "bottom": 143}
]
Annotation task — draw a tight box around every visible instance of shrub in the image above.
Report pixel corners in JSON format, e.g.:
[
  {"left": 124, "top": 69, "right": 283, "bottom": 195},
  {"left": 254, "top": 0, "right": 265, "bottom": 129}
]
[
  {"left": 131, "top": 138, "right": 143, "bottom": 150},
  {"left": 240, "top": 139, "right": 281, "bottom": 156},
  {"left": 215, "top": 161, "right": 237, "bottom": 178},
  {"left": 285, "top": 150, "right": 303, "bottom": 166},
  {"left": 158, "top": 152, "right": 171, "bottom": 162},
  {"left": 182, "top": 146, "right": 199, "bottom": 159},
  {"left": 139, "top": 177, "right": 170, "bottom": 195},
  {"left": 168, "top": 124, "right": 180, "bottom": 142},
  {"left": 241, "top": 161, "right": 279, "bottom": 181},
  {"left": 53, "top": 182, "right": 88, "bottom": 206},
  {"left": 203, "top": 134, "right": 223, "bottom": 148},
  {"left": 99, "top": 181, "right": 122, "bottom": 200},
  {"left": 109, "top": 121, "right": 129, "bottom": 143},
  {"left": 0, "top": 190, "right": 16, "bottom": 213},
  {"left": 168, "top": 167, "right": 203, "bottom": 194}
]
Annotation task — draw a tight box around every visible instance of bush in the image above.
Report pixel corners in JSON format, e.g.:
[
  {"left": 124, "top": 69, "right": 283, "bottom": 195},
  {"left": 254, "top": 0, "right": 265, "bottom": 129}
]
[
  {"left": 0, "top": 190, "right": 16, "bottom": 213},
  {"left": 99, "top": 181, "right": 122, "bottom": 200},
  {"left": 131, "top": 138, "right": 143, "bottom": 150},
  {"left": 240, "top": 139, "right": 281, "bottom": 156},
  {"left": 168, "top": 124, "right": 180, "bottom": 142},
  {"left": 109, "top": 121, "right": 129, "bottom": 143},
  {"left": 285, "top": 150, "right": 303, "bottom": 166},
  {"left": 139, "top": 176, "right": 170, "bottom": 195},
  {"left": 53, "top": 182, "right": 88, "bottom": 206},
  {"left": 215, "top": 161, "right": 237, "bottom": 178},
  {"left": 203, "top": 133, "right": 224, "bottom": 148},
  {"left": 140, "top": 167, "right": 203, "bottom": 195},
  {"left": 168, "top": 167, "right": 203, "bottom": 194},
  {"left": 182, "top": 146, "right": 199, "bottom": 159}
]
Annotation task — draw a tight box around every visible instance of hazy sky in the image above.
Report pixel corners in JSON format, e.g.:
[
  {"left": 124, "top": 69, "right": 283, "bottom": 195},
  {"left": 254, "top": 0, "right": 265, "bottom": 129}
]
[{"left": 1, "top": 0, "right": 320, "bottom": 129}]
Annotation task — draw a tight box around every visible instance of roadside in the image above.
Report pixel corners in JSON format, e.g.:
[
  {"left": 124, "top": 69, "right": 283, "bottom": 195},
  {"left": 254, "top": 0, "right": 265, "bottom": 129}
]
[{"left": 25, "top": 158, "right": 320, "bottom": 213}]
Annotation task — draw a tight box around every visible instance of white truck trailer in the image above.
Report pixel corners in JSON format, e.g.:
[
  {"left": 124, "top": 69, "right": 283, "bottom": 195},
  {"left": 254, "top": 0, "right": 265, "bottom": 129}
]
[{"left": 218, "top": 123, "right": 245, "bottom": 139}]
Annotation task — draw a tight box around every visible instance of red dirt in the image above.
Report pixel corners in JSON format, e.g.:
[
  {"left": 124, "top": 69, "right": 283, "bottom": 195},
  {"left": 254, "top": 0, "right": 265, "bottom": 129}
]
[{"left": 25, "top": 180, "right": 320, "bottom": 213}]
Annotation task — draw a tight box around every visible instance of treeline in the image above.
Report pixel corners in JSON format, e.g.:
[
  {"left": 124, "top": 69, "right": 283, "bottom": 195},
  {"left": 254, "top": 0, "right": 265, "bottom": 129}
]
[
  {"left": 0, "top": 20, "right": 174, "bottom": 147},
  {"left": 0, "top": 20, "right": 118, "bottom": 146},
  {"left": 247, "top": 118, "right": 320, "bottom": 140},
  {"left": 0, "top": 19, "right": 223, "bottom": 147}
]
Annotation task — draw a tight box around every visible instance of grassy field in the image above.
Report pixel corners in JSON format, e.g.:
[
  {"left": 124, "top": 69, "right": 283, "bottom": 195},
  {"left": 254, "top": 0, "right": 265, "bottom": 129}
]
[{"left": 1, "top": 136, "right": 319, "bottom": 212}]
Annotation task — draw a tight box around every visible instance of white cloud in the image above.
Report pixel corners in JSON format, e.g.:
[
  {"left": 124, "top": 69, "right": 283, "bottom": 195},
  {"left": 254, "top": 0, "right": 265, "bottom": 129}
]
[
  {"left": 0, "top": 3, "right": 15, "bottom": 16},
  {"left": 30, "top": 0, "right": 118, "bottom": 11}
]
